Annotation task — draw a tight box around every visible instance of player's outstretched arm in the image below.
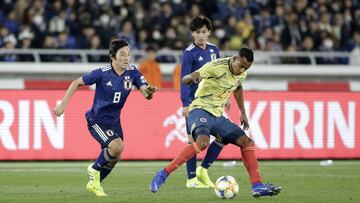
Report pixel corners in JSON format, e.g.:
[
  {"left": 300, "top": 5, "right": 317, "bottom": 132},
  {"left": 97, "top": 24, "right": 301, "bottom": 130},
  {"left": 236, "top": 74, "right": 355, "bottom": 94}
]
[
  {"left": 182, "top": 71, "right": 202, "bottom": 85},
  {"left": 53, "top": 77, "right": 85, "bottom": 117},
  {"left": 140, "top": 85, "right": 157, "bottom": 100},
  {"left": 233, "top": 85, "right": 249, "bottom": 130}
]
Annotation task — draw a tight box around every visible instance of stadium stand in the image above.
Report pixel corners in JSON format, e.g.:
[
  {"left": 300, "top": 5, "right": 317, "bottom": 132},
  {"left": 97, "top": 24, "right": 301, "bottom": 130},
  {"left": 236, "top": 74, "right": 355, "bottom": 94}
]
[{"left": 0, "top": 0, "right": 359, "bottom": 90}]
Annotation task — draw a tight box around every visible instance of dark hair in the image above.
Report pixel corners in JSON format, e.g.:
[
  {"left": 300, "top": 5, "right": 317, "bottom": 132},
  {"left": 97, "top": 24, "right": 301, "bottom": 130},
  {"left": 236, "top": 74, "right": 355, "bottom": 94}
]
[
  {"left": 189, "top": 16, "right": 212, "bottom": 32},
  {"left": 109, "top": 39, "right": 129, "bottom": 59},
  {"left": 239, "top": 47, "right": 254, "bottom": 62},
  {"left": 145, "top": 43, "right": 158, "bottom": 52}
]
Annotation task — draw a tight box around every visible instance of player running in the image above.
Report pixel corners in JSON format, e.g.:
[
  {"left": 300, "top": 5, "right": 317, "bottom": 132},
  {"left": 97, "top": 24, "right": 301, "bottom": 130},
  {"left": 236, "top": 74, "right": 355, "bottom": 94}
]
[
  {"left": 150, "top": 47, "right": 282, "bottom": 198},
  {"left": 181, "top": 16, "right": 223, "bottom": 189},
  {"left": 53, "top": 39, "right": 156, "bottom": 197}
]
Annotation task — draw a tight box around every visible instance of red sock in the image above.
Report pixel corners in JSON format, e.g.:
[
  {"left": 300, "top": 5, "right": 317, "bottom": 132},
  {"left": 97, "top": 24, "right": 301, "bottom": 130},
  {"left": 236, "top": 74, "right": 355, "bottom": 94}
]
[
  {"left": 164, "top": 143, "right": 203, "bottom": 174},
  {"left": 241, "top": 144, "right": 262, "bottom": 184}
]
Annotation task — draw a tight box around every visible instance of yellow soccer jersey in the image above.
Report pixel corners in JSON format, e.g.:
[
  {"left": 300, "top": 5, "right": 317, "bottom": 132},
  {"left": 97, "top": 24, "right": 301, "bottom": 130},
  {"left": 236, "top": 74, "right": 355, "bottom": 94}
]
[{"left": 189, "top": 57, "right": 247, "bottom": 117}]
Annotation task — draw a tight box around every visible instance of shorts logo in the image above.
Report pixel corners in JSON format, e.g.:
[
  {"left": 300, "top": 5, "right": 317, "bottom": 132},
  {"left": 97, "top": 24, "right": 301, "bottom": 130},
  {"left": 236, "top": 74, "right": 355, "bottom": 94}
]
[
  {"left": 200, "top": 118, "right": 207, "bottom": 123},
  {"left": 106, "top": 129, "right": 114, "bottom": 137}
]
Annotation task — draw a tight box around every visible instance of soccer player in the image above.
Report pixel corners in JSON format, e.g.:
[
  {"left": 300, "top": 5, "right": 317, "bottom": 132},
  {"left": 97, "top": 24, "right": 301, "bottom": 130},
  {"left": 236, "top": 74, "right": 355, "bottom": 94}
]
[
  {"left": 180, "top": 16, "right": 223, "bottom": 189},
  {"left": 150, "top": 47, "right": 282, "bottom": 197},
  {"left": 53, "top": 39, "right": 156, "bottom": 196}
]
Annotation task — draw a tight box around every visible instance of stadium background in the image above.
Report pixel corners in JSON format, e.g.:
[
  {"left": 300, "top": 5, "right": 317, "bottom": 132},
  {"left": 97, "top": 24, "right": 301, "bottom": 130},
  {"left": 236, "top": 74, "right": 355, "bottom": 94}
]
[{"left": 0, "top": 0, "right": 359, "bottom": 161}]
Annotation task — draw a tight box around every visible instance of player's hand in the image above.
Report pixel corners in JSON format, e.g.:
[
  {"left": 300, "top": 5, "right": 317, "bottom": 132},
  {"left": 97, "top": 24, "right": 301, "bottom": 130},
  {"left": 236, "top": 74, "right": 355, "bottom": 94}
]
[
  {"left": 181, "top": 106, "right": 189, "bottom": 117},
  {"left": 53, "top": 103, "right": 65, "bottom": 117},
  {"left": 145, "top": 85, "right": 157, "bottom": 95},
  {"left": 240, "top": 113, "right": 249, "bottom": 130},
  {"left": 225, "top": 100, "right": 231, "bottom": 111},
  {"left": 191, "top": 72, "right": 202, "bottom": 84}
]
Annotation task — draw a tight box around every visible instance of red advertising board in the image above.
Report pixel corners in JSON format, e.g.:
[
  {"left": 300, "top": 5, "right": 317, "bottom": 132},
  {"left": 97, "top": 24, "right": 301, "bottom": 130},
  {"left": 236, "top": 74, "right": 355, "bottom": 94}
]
[{"left": 0, "top": 90, "right": 359, "bottom": 160}]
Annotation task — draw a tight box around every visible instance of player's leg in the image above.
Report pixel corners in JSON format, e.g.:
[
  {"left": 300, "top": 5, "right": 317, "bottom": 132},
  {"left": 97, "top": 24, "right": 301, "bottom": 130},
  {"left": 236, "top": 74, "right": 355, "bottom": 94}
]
[
  {"left": 150, "top": 109, "right": 213, "bottom": 193},
  {"left": 185, "top": 118, "right": 209, "bottom": 189},
  {"left": 87, "top": 122, "right": 123, "bottom": 196},
  {"left": 214, "top": 118, "right": 281, "bottom": 197},
  {"left": 100, "top": 127, "right": 124, "bottom": 182},
  {"left": 197, "top": 140, "right": 224, "bottom": 188},
  {"left": 98, "top": 139, "right": 123, "bottom": 182},
  {"left": 100, "top": 159, "right": 117, "bottom": 182},
  {"left": 234, "top": 135, "right": 281, "bottom": 197}
]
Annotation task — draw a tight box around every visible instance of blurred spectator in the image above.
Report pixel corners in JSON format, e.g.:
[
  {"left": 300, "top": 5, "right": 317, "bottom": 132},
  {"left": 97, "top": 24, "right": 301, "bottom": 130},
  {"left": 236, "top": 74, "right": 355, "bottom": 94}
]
[
  {"left": 56, "top": 31, "right": 76, "bottom": 49},
  {"left": 281, "top": 45, "right": 299, "bottom": 64},
  {"left": 18, "top": 26, "right": 35, "bottom": 61},
  {"left": 0, "top": 26, "right": 10, "bottom": 47},
  {"left": 0, "top": 0, "right": 358, "bottom": 65},
  {"left": 1, "top": 35, "right": 18, "bottom": 62},
  {"left": 87, "top": 34, "right": 108, "bottom": 62},
  {"left": 281, "top": 13, "right": 302, "bottom": 49},
  {"left": 139, "top": 44, "right": 162, "bottom": 88},
  {"left": 117, "top": 19, "right": 136, "bottom": 48},
  {"left": 135, "top": 29, "right": 148, "bottom": 50},
  {"left": 77, "top": 26, "right": 95, "bottom": 49},
  {"left": 349, "top": 31, "right": 360, "bottom": 65},
  {"left": 298, "top": 36, "right": 315, "bottom": 64},
  {"left": 3, "top": 9, "right": 20, "bottom": 34},
  {"left": 40, "top": 35, "right": 57, "bottom": 62}
]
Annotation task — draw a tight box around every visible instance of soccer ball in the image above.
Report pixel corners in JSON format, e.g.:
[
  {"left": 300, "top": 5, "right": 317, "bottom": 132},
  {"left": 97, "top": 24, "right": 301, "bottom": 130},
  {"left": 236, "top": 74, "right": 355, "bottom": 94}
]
[{"left": 214, "top": 176, "right": 239, "bottom": 199}]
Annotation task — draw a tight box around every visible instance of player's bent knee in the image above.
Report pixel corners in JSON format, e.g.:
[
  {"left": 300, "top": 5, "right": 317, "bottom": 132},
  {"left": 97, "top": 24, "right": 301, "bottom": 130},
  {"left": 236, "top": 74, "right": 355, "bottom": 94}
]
[
  {"left": 236, "top": 136, "right": 255, "bottom": 149},
  {"left": 108, "top": 138, "right": 124, "bottom": 157},
  {"left": 199, "top": 141, "right": 210, "bottom": 150},
  {"left": 195, "top": 135, "right": 210, "bottom": 151}
]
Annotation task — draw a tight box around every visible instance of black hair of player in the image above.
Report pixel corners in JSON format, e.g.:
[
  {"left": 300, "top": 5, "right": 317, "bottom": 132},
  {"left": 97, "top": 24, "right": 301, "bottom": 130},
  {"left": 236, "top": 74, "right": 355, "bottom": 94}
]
[
  {"left": 109, "top": 39, "right": 129, "bottom": 60},
  {"left": 189, "top": 16, "right": 212, "bottom": 32},
  {"left": 239, "top": 47, "right": 254, "bottom": 62}
]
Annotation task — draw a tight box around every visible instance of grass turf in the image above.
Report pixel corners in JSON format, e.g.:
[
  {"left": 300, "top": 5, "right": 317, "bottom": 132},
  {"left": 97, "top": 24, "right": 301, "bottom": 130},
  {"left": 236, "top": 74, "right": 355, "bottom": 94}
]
[{"left": 0, "top": 160, "right": 359, "bottom": 203}]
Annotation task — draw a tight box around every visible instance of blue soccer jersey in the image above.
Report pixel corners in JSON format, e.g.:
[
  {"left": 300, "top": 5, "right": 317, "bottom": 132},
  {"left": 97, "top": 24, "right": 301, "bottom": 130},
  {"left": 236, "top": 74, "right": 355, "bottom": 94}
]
[
  {"left": 83, "top": 64, "right": 148, "bottom": 126},
  {"left": 180, "top": 42, "right": 220, "bottom": 107}
]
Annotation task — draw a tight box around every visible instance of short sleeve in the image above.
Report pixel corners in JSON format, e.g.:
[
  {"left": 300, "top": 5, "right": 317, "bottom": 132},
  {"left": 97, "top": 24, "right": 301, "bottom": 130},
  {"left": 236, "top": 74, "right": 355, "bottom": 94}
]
[
  {"left": 132, "top": 67, "right": 148, "bottom": 89},
  {"left": 82, "top": 68, "right": 102, "bottom": 85}
]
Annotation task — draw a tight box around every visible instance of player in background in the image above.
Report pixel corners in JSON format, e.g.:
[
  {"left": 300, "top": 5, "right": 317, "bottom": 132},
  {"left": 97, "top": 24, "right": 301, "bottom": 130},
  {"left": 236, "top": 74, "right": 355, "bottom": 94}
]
[
  {"left": 53, "top": 39, "right": 156, "bottom": 197},
  {"left": 151, "top": 47, "right": 282, "bottom": 198},
  {"left": 180, "top": 16, "right": 224, "bottom": 189}
]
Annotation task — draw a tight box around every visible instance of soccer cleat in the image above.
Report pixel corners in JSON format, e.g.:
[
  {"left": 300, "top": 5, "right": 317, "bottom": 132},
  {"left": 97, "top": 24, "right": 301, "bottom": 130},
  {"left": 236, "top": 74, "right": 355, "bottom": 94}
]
[
  {"left": 251, "top": 183, "right": 282, "bottom": 198},
  {"left": 186, "top": 177, "right": 210, "bottom": 188},
  {"left": 196, "top": 166, "right": 215, "bottom": 188},
  {"left": 87, "top": 164, "right": 107, "bottom": 196},
  {"left": 86, "top": 181, "right": 108, "bottom": 196},
  {"left": 150, "top": 169, "right": 168, "bottom": 193}
]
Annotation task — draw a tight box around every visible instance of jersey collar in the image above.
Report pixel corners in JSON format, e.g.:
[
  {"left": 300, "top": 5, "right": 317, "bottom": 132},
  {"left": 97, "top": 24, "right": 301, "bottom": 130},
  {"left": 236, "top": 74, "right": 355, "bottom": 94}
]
[
  {"left": 228, "top": 57, "right": 235, "bottom": 75},
  {"left": 193, "top": 42, "right": 207, "bottom": 50},
  {"left": 111, "top": 63, "right": 126, "bottom": 76}
]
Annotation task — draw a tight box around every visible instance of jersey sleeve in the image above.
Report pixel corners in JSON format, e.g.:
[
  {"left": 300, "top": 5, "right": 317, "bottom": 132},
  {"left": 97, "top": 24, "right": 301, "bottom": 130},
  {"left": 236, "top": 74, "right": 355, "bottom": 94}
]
[
  {"left": 180, "top": 51, "right": 192, "bottom": 107},
  {"left": 132, "top": 66, "right": 148, "bottom": 89},
  {"left": 82, "top": 68, "right": 102, "bottom": 85}
]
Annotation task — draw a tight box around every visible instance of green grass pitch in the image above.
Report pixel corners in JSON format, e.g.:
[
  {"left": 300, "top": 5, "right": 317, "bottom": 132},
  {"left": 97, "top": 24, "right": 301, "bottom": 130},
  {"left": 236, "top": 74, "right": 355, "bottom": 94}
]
[{"left": 0, "top": 160, "right": 359, "bottom": 203}]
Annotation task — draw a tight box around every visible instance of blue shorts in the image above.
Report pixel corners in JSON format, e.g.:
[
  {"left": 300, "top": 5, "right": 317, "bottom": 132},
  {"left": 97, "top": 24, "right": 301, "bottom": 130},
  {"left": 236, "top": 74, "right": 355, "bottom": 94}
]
[
  {"left": 187, "top": 108, "right": 246, "bottom": 145},
  {"left": 87, "top": 119, "right": 123, "bottom": 148}
]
